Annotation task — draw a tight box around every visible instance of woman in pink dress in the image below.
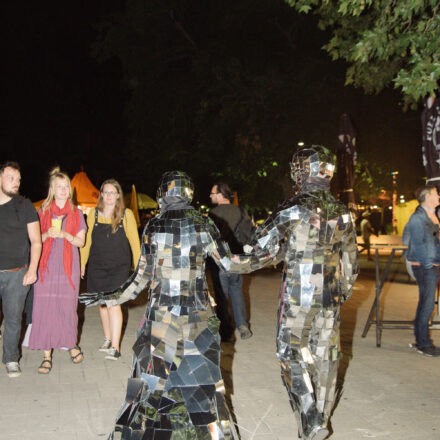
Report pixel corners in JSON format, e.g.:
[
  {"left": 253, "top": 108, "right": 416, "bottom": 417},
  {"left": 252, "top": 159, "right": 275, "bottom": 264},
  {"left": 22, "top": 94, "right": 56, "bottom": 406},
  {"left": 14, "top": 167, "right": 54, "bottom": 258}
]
[{"left": 29, "top": 167, "right": 86, "bottom": 373}]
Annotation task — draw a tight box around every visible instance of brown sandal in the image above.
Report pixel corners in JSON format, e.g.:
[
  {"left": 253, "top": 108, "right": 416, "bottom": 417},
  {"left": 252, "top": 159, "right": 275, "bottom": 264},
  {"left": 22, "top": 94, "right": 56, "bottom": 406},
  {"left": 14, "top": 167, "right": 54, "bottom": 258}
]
[
  {"left": 70, "top": 346, "right": 84, "bottom": 364},
  {"left": 38, "top": 358, "right": 53, "bottom": 374}
]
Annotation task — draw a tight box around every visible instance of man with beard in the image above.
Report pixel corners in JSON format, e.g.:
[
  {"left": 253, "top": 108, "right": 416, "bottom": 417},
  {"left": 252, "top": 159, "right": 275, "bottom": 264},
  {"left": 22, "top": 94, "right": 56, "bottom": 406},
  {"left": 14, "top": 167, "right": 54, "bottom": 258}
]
[{"left": 0, "top": 161, "right": 41, "bottom": 377}]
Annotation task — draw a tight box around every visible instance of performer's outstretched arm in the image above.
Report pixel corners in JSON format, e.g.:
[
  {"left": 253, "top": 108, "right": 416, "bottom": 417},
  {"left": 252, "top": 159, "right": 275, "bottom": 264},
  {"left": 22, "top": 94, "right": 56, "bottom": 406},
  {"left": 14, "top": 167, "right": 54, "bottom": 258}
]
[
  {"left": 227, "top": 208, "right": 302, "bottom": 273},
  {"left": 80, "top": 235, "right": 156, "bottom": 307}
]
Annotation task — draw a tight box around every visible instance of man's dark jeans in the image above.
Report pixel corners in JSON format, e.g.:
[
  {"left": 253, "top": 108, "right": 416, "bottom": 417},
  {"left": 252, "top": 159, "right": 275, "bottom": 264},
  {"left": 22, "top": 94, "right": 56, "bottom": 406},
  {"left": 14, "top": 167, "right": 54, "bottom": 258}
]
[
  {"left": 0, "top": 267, "right": 30, "bottom": 363},
  {"left": 219, "top": 272, "right": 247, "bottom": 329},
  {"left": 412, "top": 265, "right": 439, "bottom": 348}
]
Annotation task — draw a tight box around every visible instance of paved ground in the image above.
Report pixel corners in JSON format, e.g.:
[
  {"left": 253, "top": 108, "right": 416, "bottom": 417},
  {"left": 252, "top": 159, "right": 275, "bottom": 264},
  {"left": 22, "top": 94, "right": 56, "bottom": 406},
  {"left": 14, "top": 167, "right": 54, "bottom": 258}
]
[{"left": 1, "top": 255, "right": 440, "bottom": 439}]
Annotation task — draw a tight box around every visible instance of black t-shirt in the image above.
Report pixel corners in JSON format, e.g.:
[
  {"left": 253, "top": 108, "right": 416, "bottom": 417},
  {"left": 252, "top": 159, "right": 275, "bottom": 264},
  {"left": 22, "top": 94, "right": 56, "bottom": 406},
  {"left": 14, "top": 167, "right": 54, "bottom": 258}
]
[{"left": 0, "top": 196, "right": 39, "bottom": 270}]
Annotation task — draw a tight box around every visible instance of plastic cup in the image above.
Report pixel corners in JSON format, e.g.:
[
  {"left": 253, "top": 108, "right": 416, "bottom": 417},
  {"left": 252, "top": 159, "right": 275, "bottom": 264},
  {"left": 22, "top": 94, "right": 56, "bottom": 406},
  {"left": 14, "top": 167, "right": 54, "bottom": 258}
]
[{"left": 52, "top": 218, "right": 62, "bottom": 232}]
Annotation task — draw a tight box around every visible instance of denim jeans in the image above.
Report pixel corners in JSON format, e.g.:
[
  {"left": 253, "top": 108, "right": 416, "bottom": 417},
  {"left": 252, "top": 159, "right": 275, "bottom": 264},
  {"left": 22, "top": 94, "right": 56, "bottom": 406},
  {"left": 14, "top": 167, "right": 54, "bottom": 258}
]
[
  {"left": 218, "top": 272, "right": 247, "bottom": 328},
  {"left": 0, "top": 267, "right": 30, "bottom": 363},
  {"left": 412, "top": 265, "right": 439, "bottom": 348}
]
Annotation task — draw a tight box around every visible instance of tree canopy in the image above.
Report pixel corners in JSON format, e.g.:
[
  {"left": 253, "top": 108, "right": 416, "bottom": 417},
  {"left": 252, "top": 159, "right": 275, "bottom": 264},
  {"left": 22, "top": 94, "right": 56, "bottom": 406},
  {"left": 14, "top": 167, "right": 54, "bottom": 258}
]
[
  {"left": 91, "top": 0, "right": 423, "bottom": 208},
  {"left": 286, "top": 0, "right": 440, "bottom": 106}
]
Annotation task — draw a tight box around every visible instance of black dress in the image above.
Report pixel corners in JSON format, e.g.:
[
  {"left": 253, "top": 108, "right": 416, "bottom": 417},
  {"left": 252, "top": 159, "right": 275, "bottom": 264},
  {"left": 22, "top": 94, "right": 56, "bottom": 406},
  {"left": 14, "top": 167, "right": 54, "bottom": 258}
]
[{"left": 87, "top": 209, "right": 131, "bottom": 292}]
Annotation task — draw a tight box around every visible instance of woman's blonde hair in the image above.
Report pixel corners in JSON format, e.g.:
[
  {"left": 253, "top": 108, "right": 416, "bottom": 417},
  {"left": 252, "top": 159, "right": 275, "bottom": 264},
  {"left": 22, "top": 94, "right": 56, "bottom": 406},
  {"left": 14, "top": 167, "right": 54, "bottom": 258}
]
[
  {"left": 41, "top": 167, "right": 74, "bottom": 212},
  {"left": 97, "top": 179, "right": 125, "bottom": 233}
]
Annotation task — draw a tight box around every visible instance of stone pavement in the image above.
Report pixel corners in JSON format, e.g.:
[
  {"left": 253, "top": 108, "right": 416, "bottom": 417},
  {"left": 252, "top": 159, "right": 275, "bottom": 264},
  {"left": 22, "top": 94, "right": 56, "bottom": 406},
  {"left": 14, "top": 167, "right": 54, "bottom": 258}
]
[{"left": 1, "top": 257, "right": 440, "bottom": 439}]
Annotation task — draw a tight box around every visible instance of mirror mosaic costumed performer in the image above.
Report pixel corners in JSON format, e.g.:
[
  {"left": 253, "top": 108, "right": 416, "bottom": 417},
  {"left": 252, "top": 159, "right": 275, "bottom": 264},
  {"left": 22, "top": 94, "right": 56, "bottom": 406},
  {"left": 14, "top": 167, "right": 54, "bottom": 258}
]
[
  {"left": 81, "top": 171, "right": 237, "bottom": 440},
  {"left": 229, "top": 146, "right": 359, "bottom": 440}
]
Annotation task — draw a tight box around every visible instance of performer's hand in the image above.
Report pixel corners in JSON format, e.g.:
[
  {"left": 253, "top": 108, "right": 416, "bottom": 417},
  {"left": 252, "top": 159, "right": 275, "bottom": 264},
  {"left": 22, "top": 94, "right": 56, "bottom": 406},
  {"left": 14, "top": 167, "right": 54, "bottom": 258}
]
[
  {"left": 243, "top": 245, "right": 253, "bottom": 254},
  {"left": 79, "top": 292, "right": 103, "bottom": 307},
  {"left": 80, "top": 267, "right": 85, "bottom": 279}
]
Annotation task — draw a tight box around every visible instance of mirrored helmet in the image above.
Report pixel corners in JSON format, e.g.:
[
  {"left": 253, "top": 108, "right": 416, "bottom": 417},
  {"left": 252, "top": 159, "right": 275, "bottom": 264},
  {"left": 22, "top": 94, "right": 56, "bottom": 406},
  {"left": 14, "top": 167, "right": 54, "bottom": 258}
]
[
  {"left": 156, "top": 171, "right": 194, "bottom": 206},
  {"left": 290, "top": 145, "right": 335, "bottom": 186}
]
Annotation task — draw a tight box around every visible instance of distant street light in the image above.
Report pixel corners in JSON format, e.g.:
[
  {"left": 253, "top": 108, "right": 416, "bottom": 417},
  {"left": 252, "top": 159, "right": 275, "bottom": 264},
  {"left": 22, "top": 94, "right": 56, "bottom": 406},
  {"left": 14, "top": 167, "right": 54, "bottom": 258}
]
[{"left": 297, "top": 141, "right": 304, "bottom": 146}]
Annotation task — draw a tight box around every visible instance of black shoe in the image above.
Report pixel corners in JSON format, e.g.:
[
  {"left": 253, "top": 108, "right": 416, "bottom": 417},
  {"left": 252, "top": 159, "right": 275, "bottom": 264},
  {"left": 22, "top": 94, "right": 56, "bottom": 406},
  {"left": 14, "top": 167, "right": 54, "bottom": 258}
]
[{"left": 416, "top": 345, "right": 440, "bottom": 357}]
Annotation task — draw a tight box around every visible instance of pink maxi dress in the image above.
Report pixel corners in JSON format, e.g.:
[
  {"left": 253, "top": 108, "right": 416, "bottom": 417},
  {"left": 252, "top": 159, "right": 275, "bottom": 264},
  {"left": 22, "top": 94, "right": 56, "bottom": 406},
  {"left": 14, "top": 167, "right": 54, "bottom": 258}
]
[{"left": 29, "top": 211, "right": 86, "bottom": 350}]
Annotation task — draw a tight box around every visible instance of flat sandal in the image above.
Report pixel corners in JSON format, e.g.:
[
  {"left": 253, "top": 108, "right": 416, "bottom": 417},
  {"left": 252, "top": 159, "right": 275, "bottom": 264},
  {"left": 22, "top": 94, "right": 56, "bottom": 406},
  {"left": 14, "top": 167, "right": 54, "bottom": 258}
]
[
  {"left": 70, "top": 346, "right": 84, "bottom": 364},
  {"left": 38, "top": 358, "right": 52, "bottom": 374}
]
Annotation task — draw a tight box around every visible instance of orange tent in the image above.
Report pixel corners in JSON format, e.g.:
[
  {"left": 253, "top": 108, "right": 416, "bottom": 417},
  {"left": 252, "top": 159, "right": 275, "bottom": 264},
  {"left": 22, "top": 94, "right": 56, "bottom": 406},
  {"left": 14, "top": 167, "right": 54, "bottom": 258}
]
[
  {"left": 71, "top": 171, "right": 99, "bottom": 208},
  {"left": 233, "top": 191, "right": 239, "bottom": 206}
]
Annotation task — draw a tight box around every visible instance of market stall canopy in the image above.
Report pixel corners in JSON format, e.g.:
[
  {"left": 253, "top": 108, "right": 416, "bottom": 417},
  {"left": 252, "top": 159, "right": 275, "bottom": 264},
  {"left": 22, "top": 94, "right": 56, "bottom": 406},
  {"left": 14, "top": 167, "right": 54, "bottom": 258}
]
[
  {"left": 137, "top": 192, "right": 158, "bottom": 210},
  {"left": 33, "top": 198, "right": 44, "bottom": 211},
  {"left": 123, "top": 185, "right": 141, "bottom": 228},
  {"left": 233, "top": 192, "right": 238, "bottom": 206},
  {"left": 71, "top": 171, "right": 99, "bottom": 208}
]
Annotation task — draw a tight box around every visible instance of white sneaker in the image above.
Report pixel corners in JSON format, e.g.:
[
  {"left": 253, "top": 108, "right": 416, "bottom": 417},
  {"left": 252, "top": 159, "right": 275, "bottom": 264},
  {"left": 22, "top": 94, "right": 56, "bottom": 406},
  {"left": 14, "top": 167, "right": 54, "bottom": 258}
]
[
  {"left": 6, "top": 362, "right": 21, "bottom": 378},
  {"left": 99, "top": 338, "right": 112, "bottom": 353}
]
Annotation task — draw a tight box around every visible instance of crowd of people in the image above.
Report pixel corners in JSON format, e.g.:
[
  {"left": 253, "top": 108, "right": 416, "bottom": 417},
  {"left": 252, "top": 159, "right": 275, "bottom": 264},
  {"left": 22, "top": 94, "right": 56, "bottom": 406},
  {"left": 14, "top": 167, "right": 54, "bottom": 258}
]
[
  {"left": 0, "top": 162, "right": 143, "bottom": 377},
  {"left": 0, "top": 161, "right": 254, "bottom": 380}
]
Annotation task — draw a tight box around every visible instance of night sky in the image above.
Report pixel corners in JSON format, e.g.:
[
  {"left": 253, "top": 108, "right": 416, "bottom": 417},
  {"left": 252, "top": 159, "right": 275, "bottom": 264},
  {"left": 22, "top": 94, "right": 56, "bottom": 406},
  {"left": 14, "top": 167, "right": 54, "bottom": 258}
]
[{"left": 1, "top": 1, "right": 424, "bottom": 206}]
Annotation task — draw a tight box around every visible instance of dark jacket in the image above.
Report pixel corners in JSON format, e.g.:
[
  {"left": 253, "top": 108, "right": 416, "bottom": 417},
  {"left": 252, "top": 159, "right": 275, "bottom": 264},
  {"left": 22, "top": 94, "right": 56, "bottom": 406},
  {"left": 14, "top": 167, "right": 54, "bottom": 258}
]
[
  {"left": 403, "top": 205, "right": 440, "bottom": 268},
  {"left": 210, "top": 204, "right": 246, "bottom": 254}
]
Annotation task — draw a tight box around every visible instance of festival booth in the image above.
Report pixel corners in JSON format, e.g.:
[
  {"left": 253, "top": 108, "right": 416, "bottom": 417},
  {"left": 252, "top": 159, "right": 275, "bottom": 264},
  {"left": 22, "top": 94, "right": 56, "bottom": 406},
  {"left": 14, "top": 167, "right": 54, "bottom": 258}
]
[
  {"left": 395, "top": 199, "right": 418, "bottom": 235},
  {"left": 137, "top": 192, "right": 158, "bottom": 210},
  {"left": 70, "top": 171, "right": 99, "bottom": 214},
  {"left": 124, "top": 185, "right": 141, "bottom": 228}
]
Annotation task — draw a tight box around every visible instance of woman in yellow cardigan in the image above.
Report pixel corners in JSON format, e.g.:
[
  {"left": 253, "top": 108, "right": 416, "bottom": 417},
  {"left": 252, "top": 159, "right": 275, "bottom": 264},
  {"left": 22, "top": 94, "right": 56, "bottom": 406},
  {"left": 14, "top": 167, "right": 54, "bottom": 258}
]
[{"left": 80, "top": 179, "right": 140, "bottom": 360}]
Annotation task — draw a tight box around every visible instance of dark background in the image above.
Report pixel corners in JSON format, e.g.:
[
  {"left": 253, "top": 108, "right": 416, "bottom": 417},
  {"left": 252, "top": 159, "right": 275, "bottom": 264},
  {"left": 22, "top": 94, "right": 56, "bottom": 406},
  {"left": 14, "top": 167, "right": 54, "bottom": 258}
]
[{"left": 1, "top": 1, "right": 424, "bottom": 208}]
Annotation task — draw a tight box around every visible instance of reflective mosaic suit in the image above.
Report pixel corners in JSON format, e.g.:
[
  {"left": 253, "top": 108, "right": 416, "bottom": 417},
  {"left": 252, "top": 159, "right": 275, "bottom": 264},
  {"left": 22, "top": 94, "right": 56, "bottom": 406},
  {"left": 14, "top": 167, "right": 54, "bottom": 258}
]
[
  {"left": 81, "top": 171, "right": 237, "bottom": 440},
  {"left": 229, "top": 146, "right": 359, "bottom": 440}
]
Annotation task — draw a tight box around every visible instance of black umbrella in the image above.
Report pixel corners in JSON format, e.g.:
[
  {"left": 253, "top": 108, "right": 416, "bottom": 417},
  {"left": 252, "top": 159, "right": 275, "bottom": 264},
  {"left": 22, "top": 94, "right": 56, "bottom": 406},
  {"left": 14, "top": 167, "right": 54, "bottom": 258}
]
[
  {"left": 421, "top": 95, "right": 440, "bottom": 189},
  {"left": 337, "top": 113, "right": 357, "bottom": 211}
]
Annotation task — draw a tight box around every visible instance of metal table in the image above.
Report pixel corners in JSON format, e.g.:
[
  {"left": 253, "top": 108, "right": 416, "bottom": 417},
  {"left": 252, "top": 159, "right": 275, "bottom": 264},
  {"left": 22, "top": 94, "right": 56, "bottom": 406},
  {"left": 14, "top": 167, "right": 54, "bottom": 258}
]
[{"left": 361, "top": 245, "right": 440, "bottom": 347}]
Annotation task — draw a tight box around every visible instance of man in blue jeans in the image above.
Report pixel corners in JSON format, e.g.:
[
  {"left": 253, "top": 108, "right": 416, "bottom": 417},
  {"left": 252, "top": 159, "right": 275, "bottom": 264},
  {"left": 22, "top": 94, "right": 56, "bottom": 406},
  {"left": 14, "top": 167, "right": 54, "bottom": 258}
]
[
  {"left": 210, "top": 182, "right": 252, "bottom": 340},
  {"left": 0, "top": 162, "right": 41, "bottom": 376},
  {"left": 403, "top": 185, "right": 440, "bottom": 356}
]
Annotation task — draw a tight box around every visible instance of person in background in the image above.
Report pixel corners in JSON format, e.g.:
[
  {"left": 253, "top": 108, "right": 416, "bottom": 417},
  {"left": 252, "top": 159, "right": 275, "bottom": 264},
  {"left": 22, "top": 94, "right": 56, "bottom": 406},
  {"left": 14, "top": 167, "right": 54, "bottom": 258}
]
[
  {"left": 359, "top": 210, "right": 375, "bottom": 260},
  {"left": 29, "top": 167, "right": 86, "bottom": 374},
  {"left": 403, "top": 185, "right": 440, "bottom": 357},
  {"left": 209, "top": 181, "right": 252, "bottom": 340},
  {"left": 0, "top": 161, "right": 41, "bottom": 377},
  {"left": 81, "top": 179, "right": 140, "bottom": 361}
]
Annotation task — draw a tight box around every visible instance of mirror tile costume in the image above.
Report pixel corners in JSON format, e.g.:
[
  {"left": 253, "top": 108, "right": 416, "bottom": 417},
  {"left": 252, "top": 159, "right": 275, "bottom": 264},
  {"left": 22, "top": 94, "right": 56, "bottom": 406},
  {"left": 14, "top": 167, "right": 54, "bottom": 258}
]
[
  {"left": 81, "top": 171, "right": 237, "bottom": 440},
  {"left": 229, "top": 146, "right": 359, "bottom": 440}
]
